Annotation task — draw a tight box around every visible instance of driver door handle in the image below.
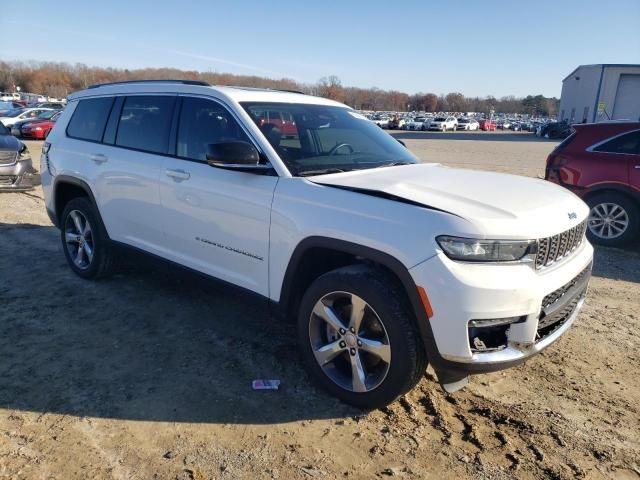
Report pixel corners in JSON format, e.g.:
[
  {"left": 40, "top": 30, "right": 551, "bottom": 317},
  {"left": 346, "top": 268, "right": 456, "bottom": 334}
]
[{"left": 165, "top": 169, "right": 191, "bottom": 181}]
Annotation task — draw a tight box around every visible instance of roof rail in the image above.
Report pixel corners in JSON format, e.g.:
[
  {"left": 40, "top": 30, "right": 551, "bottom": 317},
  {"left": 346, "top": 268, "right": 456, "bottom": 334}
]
[{"left": 87, "top": 79, "right": 210, "bottom": 89}]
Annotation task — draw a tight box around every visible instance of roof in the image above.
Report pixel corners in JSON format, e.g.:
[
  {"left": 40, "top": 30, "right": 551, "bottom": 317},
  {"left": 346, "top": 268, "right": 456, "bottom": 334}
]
[
  {"left": 68, "top": 81, "right": 345, "bottom": 107},
  {"left": 563, "top": 64, "right": 640, "bottom": 82}
]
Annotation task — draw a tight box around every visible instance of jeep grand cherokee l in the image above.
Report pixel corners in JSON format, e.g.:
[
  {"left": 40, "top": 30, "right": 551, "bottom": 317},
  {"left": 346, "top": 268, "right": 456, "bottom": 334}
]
[{"left": 41, "top": 80, "right": 593, "bottom": 408}]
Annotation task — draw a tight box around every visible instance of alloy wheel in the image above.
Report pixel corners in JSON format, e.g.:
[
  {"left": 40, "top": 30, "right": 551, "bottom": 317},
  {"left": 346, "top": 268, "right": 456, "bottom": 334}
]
[
  {"left": 588, "top": 202, "right": 629, "bottom": 240},
  {"left": 64, "top": 210, "right": 94, "bottom": 269},
  {"left": 308, "top": 291, "right": 391, "bottom": 393}
]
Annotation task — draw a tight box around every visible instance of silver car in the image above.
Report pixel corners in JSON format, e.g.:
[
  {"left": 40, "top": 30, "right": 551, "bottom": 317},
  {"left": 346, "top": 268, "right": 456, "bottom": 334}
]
[{"left": 0, "top": 123, "right": 39, "bottom": 191}]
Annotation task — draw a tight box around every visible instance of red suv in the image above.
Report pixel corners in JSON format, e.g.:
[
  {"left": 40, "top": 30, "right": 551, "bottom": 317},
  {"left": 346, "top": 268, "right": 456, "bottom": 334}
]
[{"left": 545, "top": 122, "right": 640, "bottom": 246}]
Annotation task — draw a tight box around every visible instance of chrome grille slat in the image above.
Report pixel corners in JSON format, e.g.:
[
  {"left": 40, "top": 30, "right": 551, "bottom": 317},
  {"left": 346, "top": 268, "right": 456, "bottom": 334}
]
[
  {"left": 0, "top": 150, "right": 17, "bottom": 165},
  {"left": 535, "top": 220, "right": 587, "bottom": 270}
]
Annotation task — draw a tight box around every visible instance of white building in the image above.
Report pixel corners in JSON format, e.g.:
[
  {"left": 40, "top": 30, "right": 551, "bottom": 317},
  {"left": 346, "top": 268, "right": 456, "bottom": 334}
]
[{"left": 559, "top": 64, "right": 640, "bottom": 123}]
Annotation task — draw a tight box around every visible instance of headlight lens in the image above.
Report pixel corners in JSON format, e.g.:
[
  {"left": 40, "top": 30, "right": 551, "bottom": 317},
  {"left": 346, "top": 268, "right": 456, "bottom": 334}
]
[{"left": 437, "top": 236, "right": 536, "bottom": 263}]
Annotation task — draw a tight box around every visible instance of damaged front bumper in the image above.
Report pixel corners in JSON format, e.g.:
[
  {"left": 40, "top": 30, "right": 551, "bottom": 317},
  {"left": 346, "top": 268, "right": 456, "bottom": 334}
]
[{"left": 0, "top": 158, "right": 41, "bottom": 192}]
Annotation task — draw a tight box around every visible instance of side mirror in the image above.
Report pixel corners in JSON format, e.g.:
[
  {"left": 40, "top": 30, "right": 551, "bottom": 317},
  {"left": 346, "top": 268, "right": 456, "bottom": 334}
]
[{"left": 206, "top": 141, "right": 271, "bottom": 171}]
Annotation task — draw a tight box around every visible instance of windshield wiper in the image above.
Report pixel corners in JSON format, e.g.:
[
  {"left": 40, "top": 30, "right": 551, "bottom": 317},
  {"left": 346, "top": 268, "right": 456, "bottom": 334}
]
[
  {"left": 299, "top": 168, "right": 346, "bottom": 177},
  {"left": 375, "top": 161, "right": 413, "bottom": 168}
]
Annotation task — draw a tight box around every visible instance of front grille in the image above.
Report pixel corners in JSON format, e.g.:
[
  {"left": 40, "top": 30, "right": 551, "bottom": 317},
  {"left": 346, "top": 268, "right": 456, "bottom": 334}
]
[
  {"left": 536, "top": 220, "right": 587, "bottom": 269},
  {"left": 542, "top": 264, "right": 591, "bottom": 310},
  {"left": 0, "top": 150, "right": 17, "bottom": 165},
  {"left": 536, "top": 292, "right": 583, "bottom": 341}
]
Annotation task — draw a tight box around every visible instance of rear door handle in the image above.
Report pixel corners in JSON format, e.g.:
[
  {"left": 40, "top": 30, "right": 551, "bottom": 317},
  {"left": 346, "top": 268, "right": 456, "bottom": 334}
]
[
  {"left": 635, "top": 165, "right": 640, "bottom": 169},
  {"left": 165, "top": 169, "right": 190, "bottom": 181},
  {"left": 90, "top": 153, "right": 108, "bottom": 164}
]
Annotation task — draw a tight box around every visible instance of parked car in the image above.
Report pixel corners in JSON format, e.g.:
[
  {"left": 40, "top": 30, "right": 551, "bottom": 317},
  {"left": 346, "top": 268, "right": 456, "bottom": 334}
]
[
  {"left": 406, "top": 116, "right": 429, "bottom": 130},
  {"left": 0, "top": 101, "right": 25, "bottom": 117},
  {"left": 545, "top": 122, "right": 640, "bottom": 246},
  {"left": 429, "top": 116, "right": 457, "bottom": 131},
  {"left": 387, "top": 115, "right": 406, "bottom": 130},
  {"left": 255, "top": 109, "right": 298, "bottom": 138},
  {"left": 41, "top": 80, "right": 593, "bottom": 408},
  {"left": 372, "top": 115, "right": 390, "bottom": 128},
  {"left": 11, "top": 110, "right": 62, "bottom": 137},
  {"left": 32, "top": 102, "right": 65, "bottom": 109},
  {"left": 479, "top": 119, "right": 496, "bottom": 131},
  {"left": 456, "top": 118, "right": 479, "bottom": 131},
  {"left": 0, "top": 122, "right": 39, "bottom": 191},
  {"left": 0, "top": 108, "right": 54, "bottom": 128},
  {"left": 20, "top": 111, "right": 63, "bottom": 139}
]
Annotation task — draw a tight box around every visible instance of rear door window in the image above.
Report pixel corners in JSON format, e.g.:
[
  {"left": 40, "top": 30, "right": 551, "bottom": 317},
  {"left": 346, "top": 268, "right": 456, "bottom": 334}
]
[
  {"left": 116, "top": 96, "right": 176, "bottom": 154},
  {"left": 594, "top": 130, "right": 640, "bottom": 155},
  {"left": 66, "top": 97, "right": 115, "bottom": 142}
]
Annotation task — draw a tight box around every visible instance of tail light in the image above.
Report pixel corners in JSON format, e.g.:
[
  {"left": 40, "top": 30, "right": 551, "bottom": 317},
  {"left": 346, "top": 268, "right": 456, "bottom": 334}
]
[{"left": 545, "top": 130, "right": 576, "bottom": 180}]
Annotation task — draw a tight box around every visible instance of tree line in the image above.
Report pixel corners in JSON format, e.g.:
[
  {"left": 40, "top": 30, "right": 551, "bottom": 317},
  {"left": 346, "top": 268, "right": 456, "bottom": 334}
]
[{"left": 0, "top": 60, "right": 558, "bottom": 116}]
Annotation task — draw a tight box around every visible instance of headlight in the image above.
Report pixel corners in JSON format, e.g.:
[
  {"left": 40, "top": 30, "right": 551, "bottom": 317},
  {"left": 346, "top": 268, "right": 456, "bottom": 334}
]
[
  {"left": 436, "top": 236, "right": 536, "bottom": 263},
  {"left": 17, "top": 144, "right": 31, "bottom": 162}
]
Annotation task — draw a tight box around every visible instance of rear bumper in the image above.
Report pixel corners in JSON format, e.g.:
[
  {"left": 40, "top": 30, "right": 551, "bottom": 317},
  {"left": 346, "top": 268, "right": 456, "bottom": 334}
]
[{"left": 0, "top": 158, "right": 41, "bottom": 191}]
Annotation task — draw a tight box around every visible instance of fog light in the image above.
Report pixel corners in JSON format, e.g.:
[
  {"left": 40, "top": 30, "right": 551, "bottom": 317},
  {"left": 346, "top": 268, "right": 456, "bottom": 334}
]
[{"left": 468, "top": 316, "right": 525, "bottom": 353}]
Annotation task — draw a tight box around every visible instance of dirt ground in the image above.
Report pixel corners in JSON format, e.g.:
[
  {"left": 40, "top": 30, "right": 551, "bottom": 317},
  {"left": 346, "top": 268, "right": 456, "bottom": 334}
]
[{"left": 1, "top": 132, "right": 638, "bottom": 480}]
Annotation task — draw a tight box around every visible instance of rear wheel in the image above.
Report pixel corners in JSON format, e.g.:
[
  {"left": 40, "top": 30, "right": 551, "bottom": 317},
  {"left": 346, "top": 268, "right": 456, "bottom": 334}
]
[
  {"left": 298, "top": 265, "right": 427, "bottom": 409},
  {"left": 61, "top": 197, "right": 116, "bottom": 279},
  {"left": 586, "top": 192, "right": 639, "bottom": 246}
]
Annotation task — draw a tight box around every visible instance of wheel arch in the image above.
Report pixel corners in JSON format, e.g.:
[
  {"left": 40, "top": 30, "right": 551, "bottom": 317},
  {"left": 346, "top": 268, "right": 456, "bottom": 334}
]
[
  {"left": 582, "top": 183, "right": 640, "bottom": 206},
  {"left": 277, "top": 236, "right": 444, "bottom": 370},
  {"left": 53, "top": 175, "right": 107, "bottom": 236}
]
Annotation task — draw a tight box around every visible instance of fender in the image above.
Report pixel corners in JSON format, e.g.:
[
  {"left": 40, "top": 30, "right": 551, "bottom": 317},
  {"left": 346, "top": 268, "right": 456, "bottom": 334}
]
[
  {"left": 582, "top": 182, "right": 640, "bottom": 204},
  {"left": 278, "top": 236, "right": 457, "bottom": 379},
  {"left": 52, "top": 175, "right": 109, "bottom": 236}
]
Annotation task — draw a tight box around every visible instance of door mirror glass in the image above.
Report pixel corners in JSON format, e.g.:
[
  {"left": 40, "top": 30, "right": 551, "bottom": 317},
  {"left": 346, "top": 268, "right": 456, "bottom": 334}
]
[{"left": 206, "top": 141, "right": 261, "bottom": 167}]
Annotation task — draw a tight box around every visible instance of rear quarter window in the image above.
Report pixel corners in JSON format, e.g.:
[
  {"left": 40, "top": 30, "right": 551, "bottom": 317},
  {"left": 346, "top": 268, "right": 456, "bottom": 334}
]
[
  {"left": 66, "top": 97, "right": 115, "bottom": 142},
  {"left": 593, "top": 130, "right": 640, "bottom": 155}
]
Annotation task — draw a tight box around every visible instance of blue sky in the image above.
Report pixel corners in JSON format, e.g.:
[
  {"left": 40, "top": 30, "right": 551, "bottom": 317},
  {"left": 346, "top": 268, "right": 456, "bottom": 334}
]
[{"left": 3, "top": 0, "right": 639, "bottom": 97}]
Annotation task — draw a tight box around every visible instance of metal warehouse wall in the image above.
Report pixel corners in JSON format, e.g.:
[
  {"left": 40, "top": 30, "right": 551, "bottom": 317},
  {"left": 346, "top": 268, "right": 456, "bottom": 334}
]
[
  {"left": 560, "top": 65, "right": 640, "bottom": 124},
  {"left": 559, "top": 65, "right": 601, "bottom": 123},
  {"left": 598, "top": 67, "right": 640, "bottom": 121}
]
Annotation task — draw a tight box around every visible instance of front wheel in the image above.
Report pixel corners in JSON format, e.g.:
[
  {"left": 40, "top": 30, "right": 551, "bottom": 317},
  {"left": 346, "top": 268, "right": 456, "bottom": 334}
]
[
  {"left": 586, "top": 193, "right": 639, "bottom": 246},
  {"left": 297, "top": 265, "right": 428, "bottom": 409}
]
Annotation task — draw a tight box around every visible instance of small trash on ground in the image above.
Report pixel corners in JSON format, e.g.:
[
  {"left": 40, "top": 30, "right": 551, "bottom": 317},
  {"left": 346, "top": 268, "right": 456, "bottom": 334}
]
[{"left": 252, "top": 379, "right": 281, "bottom": 390}]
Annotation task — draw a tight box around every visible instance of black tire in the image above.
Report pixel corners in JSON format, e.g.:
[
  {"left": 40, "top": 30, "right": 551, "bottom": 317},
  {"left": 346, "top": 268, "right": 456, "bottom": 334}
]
[
  {"left": 585, "top": 192, "right": 639, "bottom": 247},
  {"left": 60, "top": 197, "right": 116, "bottom": 279},
  {"left": 297, "top": 264, "right": 427, "bottom": 409}
]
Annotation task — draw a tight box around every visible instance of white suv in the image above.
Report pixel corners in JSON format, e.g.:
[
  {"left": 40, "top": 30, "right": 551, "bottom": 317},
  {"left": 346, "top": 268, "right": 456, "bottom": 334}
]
[
  {"left": 41, "top": 80, "right": 593, "bottom": 408},
  {"left": 429, "top": 116, "right": 458, "bottom": 131}
]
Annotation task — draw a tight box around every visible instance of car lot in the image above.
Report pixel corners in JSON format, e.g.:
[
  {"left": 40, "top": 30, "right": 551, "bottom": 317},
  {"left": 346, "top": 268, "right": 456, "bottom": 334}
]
[{"left": 1, "top": 133, "right": 638, "bottom": 479}]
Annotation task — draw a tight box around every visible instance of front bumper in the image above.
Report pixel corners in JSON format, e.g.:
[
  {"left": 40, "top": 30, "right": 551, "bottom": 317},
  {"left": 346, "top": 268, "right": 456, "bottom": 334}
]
[
  {"left": 0, "top": 158, "right": 41, "bottom": 191},
  {"left": 410, "top": 240, "right": 594, "bottom": 374}
]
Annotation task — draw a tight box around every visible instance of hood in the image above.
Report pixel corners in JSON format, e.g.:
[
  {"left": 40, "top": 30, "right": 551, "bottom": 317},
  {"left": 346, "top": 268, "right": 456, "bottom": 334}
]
[
  {"left": 0, "top": 134, "right": 21, "bottom": 151},
  {"left": 308, "top": 163, "right": 589, "bottom": 239}
]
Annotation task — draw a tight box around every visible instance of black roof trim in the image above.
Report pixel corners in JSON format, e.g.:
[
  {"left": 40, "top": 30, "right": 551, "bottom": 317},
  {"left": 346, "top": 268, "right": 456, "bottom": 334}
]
[{"left": 88, "top": 79, "right": 211, "bottom": 89}]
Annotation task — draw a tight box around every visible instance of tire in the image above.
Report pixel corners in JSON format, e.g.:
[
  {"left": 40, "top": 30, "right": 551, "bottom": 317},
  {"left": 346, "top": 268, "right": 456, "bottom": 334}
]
[
  {"left": 60, "top": 197, "right": 116, "bottom": 279},
  {"left": 297, "top": 264, "right": 428, "bottom": 409},
  {"left": 585, "top": 192, "right": 639, "bottom": 247}
]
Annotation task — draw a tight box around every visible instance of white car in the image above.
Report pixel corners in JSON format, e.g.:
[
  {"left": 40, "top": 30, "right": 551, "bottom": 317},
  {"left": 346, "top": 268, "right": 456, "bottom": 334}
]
[
  {"left": 0, "top": 107, "right": 53, "bottom": 127},
  {"left": 429, "top": 116, "right": 457, "bottom": 131},
  {"left": 407, "top": 116, "right": 430, "bottom": 130},
  {"left": 456, "top": 118, "right": 479, "bottom": 131},
  {"left": 41, "top": 80, "right": 593, "bottom": 408}
]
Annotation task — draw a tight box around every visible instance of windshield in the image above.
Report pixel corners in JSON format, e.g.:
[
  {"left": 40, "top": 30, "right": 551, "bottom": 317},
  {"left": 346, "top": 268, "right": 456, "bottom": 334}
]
[
  {"left": 37, "top": 110, "right": 57, "bottom": 120},
  {"left": 3, "top": 108, "right": 26, "bottom": 118},
  {"left": 242, "top": 102, "right": 418, "bottom": 176},
  {"left": 434, "top": 117, "right": 446, "bottom": 121},
  {"left": 458, "top": 119, "right": 468, "bottom": 123}
]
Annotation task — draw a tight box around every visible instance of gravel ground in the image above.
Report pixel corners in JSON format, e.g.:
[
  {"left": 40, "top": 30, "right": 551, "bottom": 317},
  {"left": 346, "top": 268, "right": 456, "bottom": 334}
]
[{"left": 1, "top": 133, "right": 638, "bottom": 480}]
